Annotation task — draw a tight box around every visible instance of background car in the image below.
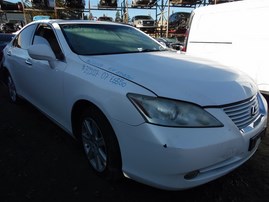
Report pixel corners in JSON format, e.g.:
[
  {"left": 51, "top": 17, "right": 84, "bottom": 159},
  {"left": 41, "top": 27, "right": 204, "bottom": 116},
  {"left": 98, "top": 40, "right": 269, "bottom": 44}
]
[
  {"left": 0, "top": 0, "right": 23, "bottom": 10},
  {"left": 131, "top": 0, "right": 156, "bottom": 8},
  {"left": 0, "top": 33, "right": 14, "bottom": 82},
  {"left": 97, "top": 16, "right": 113, "bottom": 21},
  {"left": 0, "top": 33, "right": 14, "bottom": 57},
  {"left": 131, "top": 15, "right": 156, "bottom": 32},
  {"left": 98, "top": 0, "right": 117, "bottom": 8},
  {"left": 209, "top": 0, "right": 237, "bottom": 4},
  {"left": 30, "top": 0, "right": 54, "bottom": 8},
  {"left": 64, "top": 0, "right": 85, "bottom": 8},
  {"left": 2, "top": 20, "right": 267, "bottom": 191},
  {"left": 0, "top": 20, "right": 24, "bottom": 33},
  {"left": 168, "top": 12, "right": 191, "bottom": 35},
  {"left": 155, "top": 37, "right": 182, "bottom": 50},
  {"left": 0, "top": 33, "right": 14, "bottom": 60},
  {"left": 170, "top": 0, "right": 200, "bottom": 6},
  {"left": 183, "top": 0, "right": 269, "bottom": 95}
]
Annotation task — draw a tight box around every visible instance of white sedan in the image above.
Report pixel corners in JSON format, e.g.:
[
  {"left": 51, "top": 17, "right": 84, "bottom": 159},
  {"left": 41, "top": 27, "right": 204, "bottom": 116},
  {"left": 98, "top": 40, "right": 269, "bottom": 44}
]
[{"left": 2, "top": 20, "right": 268, "bottom": 190}]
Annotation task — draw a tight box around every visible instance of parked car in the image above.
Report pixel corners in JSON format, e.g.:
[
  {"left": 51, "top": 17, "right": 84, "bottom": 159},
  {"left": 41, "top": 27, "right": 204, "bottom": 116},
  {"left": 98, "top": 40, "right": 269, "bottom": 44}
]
[
  {"left": 98, "top": 0, "right": 117, "bottom": 8},
  {"left": 31, "top": 0, "right": 55, "bottom": 8},
  {"left": 2, "top": 20, "right": 267, "bottom": 191},
  {"left": 65, "top": 0, "right": 85, "bottom": 8},
  {"left": 131, "top": 0, "right": 156, "bottom": 8},
  {"left": 155, "top": 37, "right": 182, "bottom": 50},
  {"left": 0, "top": 0, "right": 23, "bottom": 10},
  {"left": 97, "top": 16, "right": 113, "bottom": 21},
  {"left": 182, "top": 0, "right": 269, "bottom": 95},
  {"left": 0, "top": 21, "right": 22, "bottom": 33},
  {"left": 0, "top": 33, "right": 14, "bottom": 82},
  {"left": 131, "top": 15, "right": 156, "bottom": 32},
  {"left": 168, "top": 12, "right": 191, "bottom": 34},
  {"left": 0, "top": 33, "right": 14, "bottom": 61},
  {"left": 0, "top": 33, "right": 15, "bottom": 51},
  {"left": 209, "top": 0, "right": 237, "bottom": 4},
  {"left": 170, "top": 0, "right": 200, "bottom": 6}
]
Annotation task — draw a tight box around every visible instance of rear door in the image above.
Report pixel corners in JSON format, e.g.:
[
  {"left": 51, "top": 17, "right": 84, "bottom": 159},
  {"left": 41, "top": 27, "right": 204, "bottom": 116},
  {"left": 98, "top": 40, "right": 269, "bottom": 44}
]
[{"left": 5, "top": 23, "right": 37, "bottom": 98}]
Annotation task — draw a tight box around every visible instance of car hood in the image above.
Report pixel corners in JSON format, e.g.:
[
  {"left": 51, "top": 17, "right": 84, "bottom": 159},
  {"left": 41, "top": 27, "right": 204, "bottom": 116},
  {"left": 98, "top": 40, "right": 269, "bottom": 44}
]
[{"left": 79, "top": 51, "right": 257, "bottom": 106}]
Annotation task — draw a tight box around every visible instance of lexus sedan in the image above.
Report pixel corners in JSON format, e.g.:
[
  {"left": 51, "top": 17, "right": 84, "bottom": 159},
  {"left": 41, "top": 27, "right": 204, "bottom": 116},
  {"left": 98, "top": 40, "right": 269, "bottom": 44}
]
[{"left": 2, "top": 20, "right": 267, "bottom": 190}]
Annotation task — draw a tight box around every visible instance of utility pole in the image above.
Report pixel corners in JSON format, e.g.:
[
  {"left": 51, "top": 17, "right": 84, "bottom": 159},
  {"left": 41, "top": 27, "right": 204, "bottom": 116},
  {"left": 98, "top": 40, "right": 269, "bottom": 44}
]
[
  {"left": 124, "top": 0, "right": 128, "bottom": 23},
  {"left": 54, "top": 0, "right": 58, "bottom": 19},
  {"left": 166, "top": 0, "right": 170, "bottom": 38},
  {"left": 89, "top": 0, "right": 91, "bottom": 19}
]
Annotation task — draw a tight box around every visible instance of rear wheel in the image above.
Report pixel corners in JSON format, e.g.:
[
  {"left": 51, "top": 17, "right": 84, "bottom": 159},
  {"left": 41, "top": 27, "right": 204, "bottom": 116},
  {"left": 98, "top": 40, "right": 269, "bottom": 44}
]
[
  {"left": 79, "top": 107, "right": 122, "bottom": 180},
  {"left": 7, "top": 74, "right": 20, "bottom": 103}
]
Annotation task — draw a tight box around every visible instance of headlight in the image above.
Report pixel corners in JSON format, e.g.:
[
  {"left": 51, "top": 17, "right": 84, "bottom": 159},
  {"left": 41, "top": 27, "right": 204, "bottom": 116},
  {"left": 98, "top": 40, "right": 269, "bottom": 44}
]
[{"left": 127, "top": 93, "right": 223, "bottom": 127}]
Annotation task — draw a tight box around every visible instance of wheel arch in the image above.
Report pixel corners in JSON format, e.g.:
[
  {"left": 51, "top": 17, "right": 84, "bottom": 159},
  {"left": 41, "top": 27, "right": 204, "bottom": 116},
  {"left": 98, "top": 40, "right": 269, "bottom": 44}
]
[
  {"left": 71, "top": 99, "right": 123, "bottom": 178},
  {"left": 72, "top": 100, "right": 96, "bottom": 138},
  {"left": 71, "top": 99, "right": 119, "bottom": 145}
]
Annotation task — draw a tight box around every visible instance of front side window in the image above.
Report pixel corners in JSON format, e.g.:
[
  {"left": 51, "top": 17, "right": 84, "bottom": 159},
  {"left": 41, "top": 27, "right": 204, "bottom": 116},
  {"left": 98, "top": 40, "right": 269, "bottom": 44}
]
[
  {"left": 33, "top": 24, "right": 64, "bottom": 60},
  {"left": 60, "top": 24, "right": 165, "bottom": 55},
  {"left": 13, "top": 24, "right": 36, "bottom": 49}
]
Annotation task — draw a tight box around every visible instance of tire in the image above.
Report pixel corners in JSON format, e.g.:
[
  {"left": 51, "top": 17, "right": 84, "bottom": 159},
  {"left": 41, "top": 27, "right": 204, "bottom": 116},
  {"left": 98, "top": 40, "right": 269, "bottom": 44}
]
[
  {"left": 7, "top": 74, "right": 20, "bottom": 104},
  {"left": 79, "top": 107, "right": 122, "bottom": 181}
]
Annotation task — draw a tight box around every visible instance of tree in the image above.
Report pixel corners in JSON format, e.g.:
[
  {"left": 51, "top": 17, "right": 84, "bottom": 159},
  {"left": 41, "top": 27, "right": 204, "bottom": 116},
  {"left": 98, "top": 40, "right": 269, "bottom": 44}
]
[
  {"left": 89, "top": 12, "right": 94, "bottom": 20},
  {"left": 115, "top": 10, "right": 121, "bottom": 22}
]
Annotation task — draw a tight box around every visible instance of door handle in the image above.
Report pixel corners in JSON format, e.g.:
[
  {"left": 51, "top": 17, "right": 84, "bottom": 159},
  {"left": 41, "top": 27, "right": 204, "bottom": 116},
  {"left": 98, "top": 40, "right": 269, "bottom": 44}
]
[{"left": 25, "top": 58, "right": 32, "bottom": 66}]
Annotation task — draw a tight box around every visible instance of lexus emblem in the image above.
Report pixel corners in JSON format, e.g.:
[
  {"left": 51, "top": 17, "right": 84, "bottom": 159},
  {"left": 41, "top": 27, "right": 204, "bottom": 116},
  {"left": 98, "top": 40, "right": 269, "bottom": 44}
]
[{"left": 250, "top": 105, "right": 257, "bottom": 116}]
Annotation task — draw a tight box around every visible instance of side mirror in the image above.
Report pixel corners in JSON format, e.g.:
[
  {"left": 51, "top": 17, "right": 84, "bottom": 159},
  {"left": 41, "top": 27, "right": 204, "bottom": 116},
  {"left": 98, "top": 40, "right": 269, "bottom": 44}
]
[
  {"left": 28, "top": 44, "right": 56, "bottom": 68},
  {"left": 159, "top": 41, "right": 167, "bottom": 47}
]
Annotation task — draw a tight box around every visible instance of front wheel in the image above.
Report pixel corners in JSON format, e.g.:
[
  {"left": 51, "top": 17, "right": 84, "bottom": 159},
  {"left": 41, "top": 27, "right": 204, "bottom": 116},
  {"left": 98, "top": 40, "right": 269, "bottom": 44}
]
[{"left": 79, "top": 107, "right": 122, "bottom": 180}]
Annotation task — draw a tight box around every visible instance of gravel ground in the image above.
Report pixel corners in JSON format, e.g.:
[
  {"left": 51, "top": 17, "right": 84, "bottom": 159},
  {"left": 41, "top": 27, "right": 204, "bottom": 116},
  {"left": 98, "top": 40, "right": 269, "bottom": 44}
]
[{"left": 0, "top": 82, "right": 269, "bottom": 202}]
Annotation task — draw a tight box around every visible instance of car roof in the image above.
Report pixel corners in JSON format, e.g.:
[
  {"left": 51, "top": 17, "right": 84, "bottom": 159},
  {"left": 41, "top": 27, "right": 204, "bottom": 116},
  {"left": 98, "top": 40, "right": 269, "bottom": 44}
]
[
  {"left": 25, "top": 19, "right": 130, "bottom": 27},
  {"left": 29, "top": 19, "right": 125, "bottom": 27}
]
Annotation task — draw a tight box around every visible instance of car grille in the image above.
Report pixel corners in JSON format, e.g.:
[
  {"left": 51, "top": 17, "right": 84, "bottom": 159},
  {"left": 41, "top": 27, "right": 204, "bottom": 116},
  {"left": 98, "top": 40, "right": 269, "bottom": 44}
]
[
  {"left": 223, "top": 95, "right": 260, "bottom": 130},
  {"left": 142, "top": 21, "right": 154, "bottom": 26}
]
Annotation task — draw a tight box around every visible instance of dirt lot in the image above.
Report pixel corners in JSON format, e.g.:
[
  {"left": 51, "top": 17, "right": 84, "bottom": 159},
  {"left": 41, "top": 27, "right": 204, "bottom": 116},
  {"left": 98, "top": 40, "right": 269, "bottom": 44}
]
[{"left": 0, "top": 82, "right": 269, "bottom": 202}]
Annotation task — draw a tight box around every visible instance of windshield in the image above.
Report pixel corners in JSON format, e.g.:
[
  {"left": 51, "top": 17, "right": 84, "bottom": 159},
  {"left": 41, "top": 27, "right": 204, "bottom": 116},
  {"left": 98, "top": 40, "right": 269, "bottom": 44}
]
[{"left": 60, "top": 24, "right": 164, "bottom": 55}]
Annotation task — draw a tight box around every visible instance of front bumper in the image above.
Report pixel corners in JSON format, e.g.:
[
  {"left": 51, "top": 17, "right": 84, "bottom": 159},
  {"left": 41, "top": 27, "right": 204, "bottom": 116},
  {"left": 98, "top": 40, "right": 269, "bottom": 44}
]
[{"left": 111, "top": 104, "right": 267, "bottom": 190}]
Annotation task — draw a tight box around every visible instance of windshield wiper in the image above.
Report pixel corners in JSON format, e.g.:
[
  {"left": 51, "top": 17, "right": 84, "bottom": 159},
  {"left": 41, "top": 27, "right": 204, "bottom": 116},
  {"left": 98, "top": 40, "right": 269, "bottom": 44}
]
[{"left": 138, "top": 48, "right": 166, "bottom": 52}]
